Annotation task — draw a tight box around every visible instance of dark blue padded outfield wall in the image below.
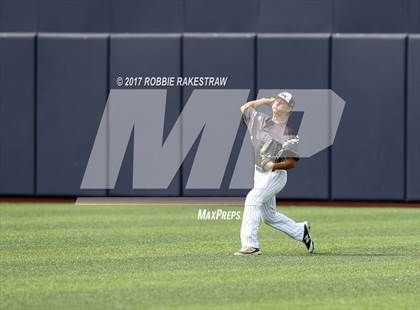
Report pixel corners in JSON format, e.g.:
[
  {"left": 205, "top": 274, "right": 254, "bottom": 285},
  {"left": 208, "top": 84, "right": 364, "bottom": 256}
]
[
  {"left": 407, "top": 35, "right": 420, "bottom": 201},
  {"left": 37, "top": 34, "right": 108, "bottom": 196},
  {"left": 0, "top": 33, "right": 419, "bottom": 201},
  {"left": 331, "top": 35, "right": 406, "bottom": 200},
  {"left": 257, "top": 34, "right": 331, "bottom": 200},
  {"left": 182, "top": 34, "right": 255, "bottom": 197},
  {"left": 0, "top": 34, "right": 35, "bottom": 195},
  {"left": 109, "top": 34, "right": 182, "bottom": 197},
  {"left": 0, "top": 0, "right": 419, "bottom": 201}
]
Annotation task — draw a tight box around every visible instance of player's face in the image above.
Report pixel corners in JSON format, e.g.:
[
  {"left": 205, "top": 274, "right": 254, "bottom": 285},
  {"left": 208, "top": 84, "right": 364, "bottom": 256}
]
[{"left": 272, "top": 99, "right": 291, "bottom": 115}]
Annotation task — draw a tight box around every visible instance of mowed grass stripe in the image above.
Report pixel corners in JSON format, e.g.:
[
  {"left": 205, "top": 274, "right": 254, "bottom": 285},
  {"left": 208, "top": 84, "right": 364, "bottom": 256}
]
[{"left": 2, "top": 258, "right": 418, "bottom": 282}]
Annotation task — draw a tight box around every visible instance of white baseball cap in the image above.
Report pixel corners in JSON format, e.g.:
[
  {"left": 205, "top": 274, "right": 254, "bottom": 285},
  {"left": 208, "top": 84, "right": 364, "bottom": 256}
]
[{"left": 274, "top": 92, "right": 295, "bottom": 108}]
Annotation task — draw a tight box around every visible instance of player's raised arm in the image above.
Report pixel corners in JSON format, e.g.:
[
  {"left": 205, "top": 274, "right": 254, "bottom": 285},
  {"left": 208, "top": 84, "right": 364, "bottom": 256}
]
[{"left": 240, "top": 98, "right": 274, "bottom": 113}]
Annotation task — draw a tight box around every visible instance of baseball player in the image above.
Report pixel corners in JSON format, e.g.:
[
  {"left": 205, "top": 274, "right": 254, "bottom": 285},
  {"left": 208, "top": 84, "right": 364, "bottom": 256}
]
[{"left": 234, "top": 92, "right": 314, "bottom": 256}]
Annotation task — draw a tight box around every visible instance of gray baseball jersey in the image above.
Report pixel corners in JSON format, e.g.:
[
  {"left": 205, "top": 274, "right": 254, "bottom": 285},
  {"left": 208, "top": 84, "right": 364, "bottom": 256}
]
[{"left": 242, "top": 107, "right": 299, "bottom": 170}]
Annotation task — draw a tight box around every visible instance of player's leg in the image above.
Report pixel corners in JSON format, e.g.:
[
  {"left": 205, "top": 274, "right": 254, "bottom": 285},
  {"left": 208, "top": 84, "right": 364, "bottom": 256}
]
[
  {"left": 237, "top": 169, "right": 279, "bottom": 249},
  {"left": 257, "top": 169, "right": 305, "bottom": 240},
  {"left": 239, "top": 188, "right": 263, "bottom": 249},
  {"left": 261, "top": 195, "right": 304, "bottom": 241},
  {"left": 236, "top": 169, "right": 269, "bottom": 255},
  {"left": 236, "top": 169, "right": 288, "bottom": 255},
  {"left": 259, "top": 171, "right": 315, "bottom": 252},
  {"left": 255, "top": 169, "right": 287, "bottom": 199}
]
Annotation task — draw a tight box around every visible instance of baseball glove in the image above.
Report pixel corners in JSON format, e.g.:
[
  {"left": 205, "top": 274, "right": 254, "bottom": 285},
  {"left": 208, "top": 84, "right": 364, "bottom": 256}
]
[{"left": 259, "top": 136, "right": 300, "bottom": 169}]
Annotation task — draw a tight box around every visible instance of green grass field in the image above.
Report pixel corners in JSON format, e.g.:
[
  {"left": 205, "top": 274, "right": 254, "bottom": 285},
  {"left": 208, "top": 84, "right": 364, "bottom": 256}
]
[{"left": 1, "top": 203, "right": 419, "bottom": 309}]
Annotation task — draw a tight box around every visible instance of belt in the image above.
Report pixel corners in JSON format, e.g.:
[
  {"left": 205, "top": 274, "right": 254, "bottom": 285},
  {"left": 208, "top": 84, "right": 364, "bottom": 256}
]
[{"left": 255, "top": 165, "right": 284, "bottom": 174}]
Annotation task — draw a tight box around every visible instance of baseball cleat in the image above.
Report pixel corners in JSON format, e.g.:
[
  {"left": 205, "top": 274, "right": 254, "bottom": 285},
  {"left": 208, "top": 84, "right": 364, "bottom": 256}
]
[
  {"left": 234, "top": 246, "right": 261, "bottom": 256},
  {"left": 302, "top": 221, "right": 315, "bottom": 253}
]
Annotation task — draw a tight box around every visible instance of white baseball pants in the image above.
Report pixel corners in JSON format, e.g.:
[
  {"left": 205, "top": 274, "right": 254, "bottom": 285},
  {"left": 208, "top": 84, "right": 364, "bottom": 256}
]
[{"left": 240, "top": 167, "right": 304, "bottom": 249}]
